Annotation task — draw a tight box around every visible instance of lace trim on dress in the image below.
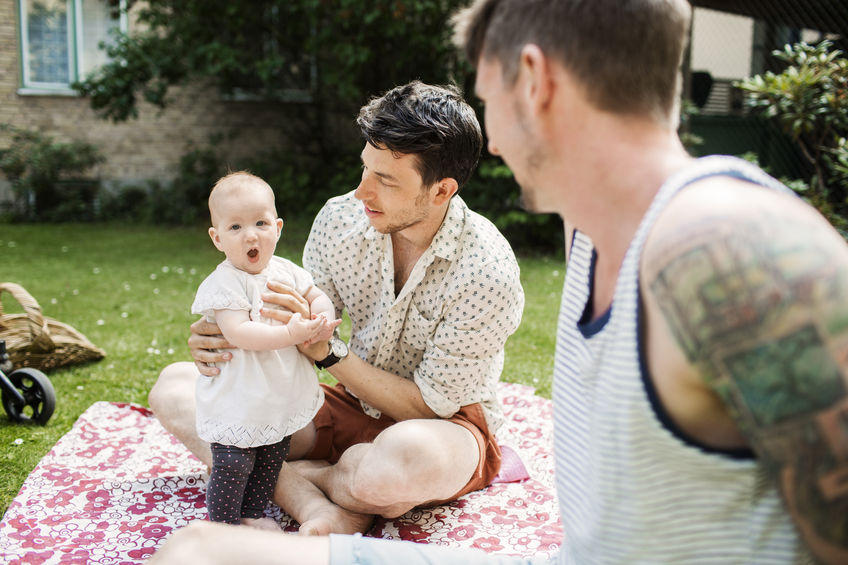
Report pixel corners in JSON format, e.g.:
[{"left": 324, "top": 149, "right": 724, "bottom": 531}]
[{"left": 198, "top": 387, "right": 325, "bottom": 448}]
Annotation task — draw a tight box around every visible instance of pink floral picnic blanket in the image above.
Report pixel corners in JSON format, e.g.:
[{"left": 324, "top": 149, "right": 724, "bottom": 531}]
[{"left": 0, "top": 382, "right": 561, "bottom": 564}]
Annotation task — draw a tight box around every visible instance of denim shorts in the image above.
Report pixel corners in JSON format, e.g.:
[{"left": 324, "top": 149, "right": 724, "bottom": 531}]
[{"left": 329, "top": 533, "right": 553, "bottom": 565}]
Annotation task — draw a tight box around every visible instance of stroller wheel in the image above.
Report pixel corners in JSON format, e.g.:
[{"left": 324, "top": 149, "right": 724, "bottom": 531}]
[{"left": 2, "top": 368, "right": 56, "bottom": 425}]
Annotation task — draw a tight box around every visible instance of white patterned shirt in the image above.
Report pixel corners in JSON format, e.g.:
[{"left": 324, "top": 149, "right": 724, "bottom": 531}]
[{"left": 303, "top": 191, "right": 524, "bottom": 432}]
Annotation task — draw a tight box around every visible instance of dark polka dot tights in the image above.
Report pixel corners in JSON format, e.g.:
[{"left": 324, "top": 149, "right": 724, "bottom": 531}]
[{"left": 206, "top": 436, "right": 291, "bottom": 524}]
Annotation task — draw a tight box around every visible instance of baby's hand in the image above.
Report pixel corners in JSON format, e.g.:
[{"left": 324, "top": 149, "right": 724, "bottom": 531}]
[
  {"left": 286, "top": 312, "right": 324, "bottom": 344},
  {"left": 303, "top": 313, "right": 342, "bottom": 345}
]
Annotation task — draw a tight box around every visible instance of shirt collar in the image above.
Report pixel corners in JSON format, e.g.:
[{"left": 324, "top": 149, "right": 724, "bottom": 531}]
[{"left": 429, "top": 196, "right": 465, "bottom": 261}]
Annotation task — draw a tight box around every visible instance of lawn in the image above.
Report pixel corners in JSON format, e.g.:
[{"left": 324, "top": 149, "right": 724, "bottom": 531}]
[{"left": 0, "top": 222, "right": 564, "bottom": 517}]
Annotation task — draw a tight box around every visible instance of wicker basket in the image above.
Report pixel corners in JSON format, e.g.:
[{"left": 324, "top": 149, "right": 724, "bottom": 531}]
[{"left": 0, "top": 282, "right": 105, "bottom": 372}]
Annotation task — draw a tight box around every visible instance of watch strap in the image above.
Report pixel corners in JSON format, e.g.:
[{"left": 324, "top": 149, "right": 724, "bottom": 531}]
[{"left": 315, "top": 337, "right": 346, "bottom": 369}]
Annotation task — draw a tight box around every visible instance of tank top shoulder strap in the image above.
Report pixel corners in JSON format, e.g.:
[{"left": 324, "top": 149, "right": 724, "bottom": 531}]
[{"left": 625, "top": 155, "right": 793, "bottom": 265}]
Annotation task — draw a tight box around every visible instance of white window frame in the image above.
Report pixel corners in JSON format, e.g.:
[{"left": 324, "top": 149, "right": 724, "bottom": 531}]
[{"left": 17, "top": 0, "right": 128, "bottom": 96}]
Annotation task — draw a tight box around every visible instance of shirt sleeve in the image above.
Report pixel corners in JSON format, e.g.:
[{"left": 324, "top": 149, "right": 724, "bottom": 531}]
[
  {"left": 191, "top": 267, "right": 251, "bottom": 317},
  {"left": 413, "top": 256, "right": 525, "bottom": 418},
  {"left": 303, "top": 204, "right": 345, "bottom": 316}
]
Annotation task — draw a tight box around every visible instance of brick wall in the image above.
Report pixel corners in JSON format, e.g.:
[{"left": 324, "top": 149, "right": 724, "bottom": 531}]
[{"left": 0, "top": 0, "right": 310, "bottom": 191}]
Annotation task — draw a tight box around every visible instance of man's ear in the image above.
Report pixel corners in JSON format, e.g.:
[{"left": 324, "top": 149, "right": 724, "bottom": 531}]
[
  {"left": 432, "top": 178, "right": 459, "bottom": 205},
  {"left": 208, "top": 227, "right": 224, "bottom": 252},
  {"left": 518, "top": 43, "right": 554, "bottom": 116}
]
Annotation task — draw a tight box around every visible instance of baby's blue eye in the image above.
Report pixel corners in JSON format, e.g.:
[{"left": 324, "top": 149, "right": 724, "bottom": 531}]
[
  {"left": 230, "top": 224, "right": 240, "bottom": 230},
  {"left": 256, "top": 220, "right": 267, "bottom": 226}
]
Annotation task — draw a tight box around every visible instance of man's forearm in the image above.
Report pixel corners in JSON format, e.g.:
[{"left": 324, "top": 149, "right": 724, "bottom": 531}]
[{"left": 327, "top": 352, "right": 437, "bottom": 421}]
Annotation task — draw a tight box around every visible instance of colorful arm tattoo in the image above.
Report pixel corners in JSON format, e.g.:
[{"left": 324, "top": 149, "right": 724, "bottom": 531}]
[{"left": 646, "top": 213, "right": 848, "bottom": 562}]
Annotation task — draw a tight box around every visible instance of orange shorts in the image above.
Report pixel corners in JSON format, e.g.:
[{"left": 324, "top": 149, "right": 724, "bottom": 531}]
[{"left": 305, "top": 383, "right": 502, "bottom": 505}]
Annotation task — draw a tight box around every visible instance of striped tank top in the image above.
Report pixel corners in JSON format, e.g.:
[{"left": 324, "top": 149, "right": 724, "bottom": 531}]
[{"left": 552, "top": 156, "right": 812, "bottom": 564}]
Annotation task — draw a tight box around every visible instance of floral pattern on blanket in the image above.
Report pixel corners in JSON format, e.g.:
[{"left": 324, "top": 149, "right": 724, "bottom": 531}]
[{"left": 0, "top": 382, "right": 561, "bottom": 564}]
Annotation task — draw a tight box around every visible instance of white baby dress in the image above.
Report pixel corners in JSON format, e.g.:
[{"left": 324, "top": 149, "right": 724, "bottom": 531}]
[{"left": 191, "top": 257, "right": 324, "bottom": 448}]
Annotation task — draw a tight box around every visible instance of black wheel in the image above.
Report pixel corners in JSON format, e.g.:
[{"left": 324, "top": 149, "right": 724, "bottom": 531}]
[{"left": 1, "top": 368, "right": 56, "bottom": 425}]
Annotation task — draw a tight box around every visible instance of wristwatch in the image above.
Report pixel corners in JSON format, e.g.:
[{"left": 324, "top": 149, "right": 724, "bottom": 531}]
[{"left": 315, "top": 335, "right": 349, "bottom": 370}]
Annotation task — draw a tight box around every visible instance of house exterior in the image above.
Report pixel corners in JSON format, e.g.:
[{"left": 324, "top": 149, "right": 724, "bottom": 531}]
[
  {"left": 1, "top": 1, "right": 844, "bottom": 208},
  {"left": 685, "top": 4, "right": 839, "bottom": 179},
  {"left": 0, "top": 0, "right": 298, "bottom": 205}
]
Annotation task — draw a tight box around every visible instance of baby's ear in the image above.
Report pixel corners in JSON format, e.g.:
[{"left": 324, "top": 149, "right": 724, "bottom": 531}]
[
  {"left": 276, "top": 218, "right": 284, "bottom": 236},
  {"left": 208, "top": 227, "right": 224, "bottom": 252}
]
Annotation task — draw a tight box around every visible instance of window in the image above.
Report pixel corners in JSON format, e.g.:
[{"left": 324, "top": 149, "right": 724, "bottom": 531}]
[{"left": 18, "top": 0, "right": 127, "bottom": 94}]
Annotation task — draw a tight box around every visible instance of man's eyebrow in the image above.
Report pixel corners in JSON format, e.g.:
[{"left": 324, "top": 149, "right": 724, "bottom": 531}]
[{"left": 359, "top": 154, "right": 399, "bottom": 183}]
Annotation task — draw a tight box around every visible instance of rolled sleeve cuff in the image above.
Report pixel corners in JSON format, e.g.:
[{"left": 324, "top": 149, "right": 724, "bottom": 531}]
[{"left": 414, "top": 372, "right": 463, "bottom": 419}]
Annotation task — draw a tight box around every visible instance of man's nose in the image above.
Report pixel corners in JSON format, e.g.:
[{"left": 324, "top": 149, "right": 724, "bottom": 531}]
[
  {"left": 354, "top": 174, "right": 373, "bottom": 201},
  {"left": 487, "top": 139, "right": 500, "bottom": 156}
]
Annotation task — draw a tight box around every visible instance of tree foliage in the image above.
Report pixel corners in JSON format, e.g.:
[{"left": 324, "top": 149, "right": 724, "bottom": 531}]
[
  {"left": 737, "top": 41, "right": 848, "bottom": 219},
  {"left": 72, "top": 1, "right": 564, "bottom": 250},
  {"left": 74, "top": 1, "right": 469, "bottom": 134}
]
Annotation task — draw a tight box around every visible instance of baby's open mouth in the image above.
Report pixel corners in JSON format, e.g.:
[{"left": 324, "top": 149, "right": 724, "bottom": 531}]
[{"left": 247, "top": 249, "right": 259, "bottom": 258}]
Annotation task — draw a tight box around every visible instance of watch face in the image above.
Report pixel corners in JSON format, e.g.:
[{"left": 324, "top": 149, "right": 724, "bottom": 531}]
[{"left": 331, "top": 338, "right": 348, "bottom": 357}]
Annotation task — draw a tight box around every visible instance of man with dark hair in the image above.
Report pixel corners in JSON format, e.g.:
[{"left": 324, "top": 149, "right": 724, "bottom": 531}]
[
  {"left": 149, "top": 80, "right": 524, "bottom": 540},
  {"left": 152, "top": 0, "right": 848, "bottom": 563}
]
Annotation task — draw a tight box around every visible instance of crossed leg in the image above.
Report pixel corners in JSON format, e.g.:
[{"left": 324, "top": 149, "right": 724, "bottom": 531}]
[
  {"left": 149, "top": 362, "right": 480, "bottom": 536},
  {"left": 286, "top": 417, "right": 480, "bottom": 534}
]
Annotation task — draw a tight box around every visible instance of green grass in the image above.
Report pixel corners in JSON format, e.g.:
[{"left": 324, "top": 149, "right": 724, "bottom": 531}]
[{"left": 0, "top": 222, "right": 563, "bottom": 517}]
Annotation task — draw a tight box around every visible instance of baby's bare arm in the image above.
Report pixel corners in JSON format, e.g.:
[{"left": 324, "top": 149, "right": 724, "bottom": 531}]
[{"left": 215, "top": 309, "right": 321, "bottom": 350}]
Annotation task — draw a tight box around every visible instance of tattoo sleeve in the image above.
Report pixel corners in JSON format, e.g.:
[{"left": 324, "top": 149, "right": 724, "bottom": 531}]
[{"left": 646, "top": 213, "right": 848, "bottom": 562}]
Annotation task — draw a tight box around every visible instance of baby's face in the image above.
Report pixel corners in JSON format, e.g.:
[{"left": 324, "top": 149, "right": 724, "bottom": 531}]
[{"left": 209, "top": 188, "right": 282, "bottom": 274}]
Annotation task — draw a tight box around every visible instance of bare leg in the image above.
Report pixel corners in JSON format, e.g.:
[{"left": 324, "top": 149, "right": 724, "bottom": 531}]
[
  {"left": 149, "top": 362, "right": 212, "bottom": 467},
  {"left": 289, "top": 419, "right": 479, "bottom": 533},
  {"left": 272, "top": 462, "right": 374, "bottom": 536}
]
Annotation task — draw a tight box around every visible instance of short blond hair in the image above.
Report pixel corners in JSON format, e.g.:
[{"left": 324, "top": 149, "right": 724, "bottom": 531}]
[{"left": 208, "top": 171, "right": 276, "bottom": 226}]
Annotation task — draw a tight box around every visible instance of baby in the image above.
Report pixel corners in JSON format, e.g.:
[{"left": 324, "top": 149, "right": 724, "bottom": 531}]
[{"left": 191, "top": 171, "right": 340, "bottom": 530}]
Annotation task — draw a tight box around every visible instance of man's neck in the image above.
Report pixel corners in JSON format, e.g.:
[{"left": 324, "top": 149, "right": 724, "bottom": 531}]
[
  {"left": 552, "top": 117, "right": 693, "bottom": 261},
  {"left": 390, "top": 202, "right": 450, "bottom": 294},
  {"left": 391, "top": 202, "right": 450, "bottom": 255}
]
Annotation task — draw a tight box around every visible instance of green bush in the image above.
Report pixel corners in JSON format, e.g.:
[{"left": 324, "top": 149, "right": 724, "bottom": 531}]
[
  {"left": 462, "top": 157, "right": 563, "bottom": 253},
  {"left": 0, "top": 125, "right": 104, "bottom": 221},
  {"left": 737, "top": 40, "right": 848, "bottom": 224}
]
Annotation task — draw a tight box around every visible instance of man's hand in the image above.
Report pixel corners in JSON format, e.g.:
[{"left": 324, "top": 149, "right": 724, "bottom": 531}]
[
  {"left": 261, "top": 281, "right": 332, "bottom": 360},
  {"left": 298, "top": 339, "right": 331, "bottom": 363},
  {"left": 260, "top": 280, "right": 311, "bottom": 323},
  {"left": 188, "top": 317, "right": 233, "bottom": 377}
]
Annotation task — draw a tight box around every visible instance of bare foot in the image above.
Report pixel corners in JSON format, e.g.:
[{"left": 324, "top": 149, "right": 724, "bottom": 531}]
[
  {"left": 298, "top": 505, "right": 374, "bottom": 536},
  {"left": 241, "top": 517, "right": 280, "bottom": 532}
]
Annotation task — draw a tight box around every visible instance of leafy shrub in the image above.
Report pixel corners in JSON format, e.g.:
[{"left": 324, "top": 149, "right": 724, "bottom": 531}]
[
  {"left": 737, "top": 41, "right": 848, "bottom": 222},
  {"left": 462, "top": 158, "right": 563, "bottom": 253},
  {"left": 98, "top": 184, "right": 151, "bottom": 221},
  {"left": 0, "top": 125, "right": 103, "bottom": 221}
]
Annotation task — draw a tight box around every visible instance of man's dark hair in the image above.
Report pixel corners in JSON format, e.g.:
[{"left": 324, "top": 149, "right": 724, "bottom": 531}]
[
  {"left": 452, "top": 0, "right": 691, "bottom": 125},
  {"left": 356, "top": 81, "right": 483, "bottom": 190}
]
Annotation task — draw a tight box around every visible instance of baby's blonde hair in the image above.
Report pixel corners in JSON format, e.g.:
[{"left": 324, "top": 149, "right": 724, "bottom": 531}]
[{"left": 208, "top": 171, "right": 276, "bottom": 226}]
